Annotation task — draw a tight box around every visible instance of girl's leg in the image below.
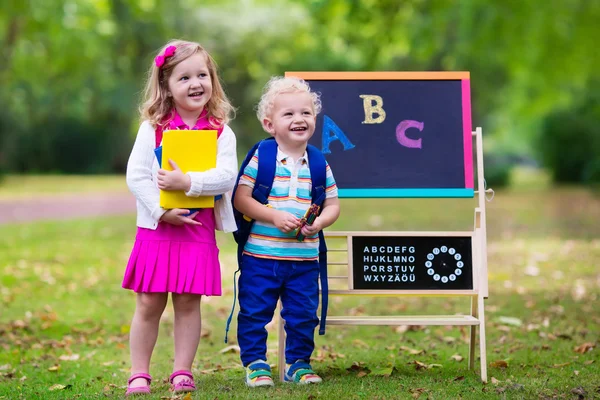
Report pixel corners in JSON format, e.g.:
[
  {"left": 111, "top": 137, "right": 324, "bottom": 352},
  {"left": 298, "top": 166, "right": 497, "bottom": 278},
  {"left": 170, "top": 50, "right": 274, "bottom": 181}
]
[
  {"left": 129, "top": 292, "right": 168, "bottom": 388},
  {"left": 171, "top": 293, "right": 202, "bottom": 384}
]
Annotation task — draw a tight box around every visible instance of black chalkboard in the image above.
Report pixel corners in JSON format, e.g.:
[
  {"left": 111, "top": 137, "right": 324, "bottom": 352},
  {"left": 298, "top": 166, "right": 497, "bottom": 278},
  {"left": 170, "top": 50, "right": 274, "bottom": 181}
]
[
  {"left": 290, "top": 73, "right": 474, "bottom": 198},
  {"left": 352, "top": 236, "right": 473, "bottom": 290}
]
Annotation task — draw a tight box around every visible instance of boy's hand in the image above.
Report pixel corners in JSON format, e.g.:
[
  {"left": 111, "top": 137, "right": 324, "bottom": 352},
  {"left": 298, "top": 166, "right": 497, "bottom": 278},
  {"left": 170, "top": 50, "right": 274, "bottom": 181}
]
[
  {"left": 160, "top": 209, "right": 202, "bottom": 226},
  {"left": 157, "top": 160, "right": 192, "bottom": 191},
  {"left": 272, "top": 210, "right": 301, "bottom": 233},
  {"left": 301, "top": 218, "right": 322, "bottom": 236}
]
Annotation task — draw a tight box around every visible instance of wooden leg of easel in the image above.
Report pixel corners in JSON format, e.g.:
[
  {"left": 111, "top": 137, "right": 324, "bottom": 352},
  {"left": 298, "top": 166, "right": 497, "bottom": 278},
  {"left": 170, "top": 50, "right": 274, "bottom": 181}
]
[
  {"left": 469, "top": 295, "right": 478, "bottom": 370},
  {"left": 478, "top": 295, "right": 488, "bottom": 382},
  {"left": 277, "top": 301, "right": 285, "bottom": 382}
]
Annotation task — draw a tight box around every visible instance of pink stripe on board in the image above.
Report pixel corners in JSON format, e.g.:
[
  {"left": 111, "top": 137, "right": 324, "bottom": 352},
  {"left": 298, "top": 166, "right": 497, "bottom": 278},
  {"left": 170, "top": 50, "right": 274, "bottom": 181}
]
[{"left": 462, "top": 79, "right": 474, "bottom": 189}]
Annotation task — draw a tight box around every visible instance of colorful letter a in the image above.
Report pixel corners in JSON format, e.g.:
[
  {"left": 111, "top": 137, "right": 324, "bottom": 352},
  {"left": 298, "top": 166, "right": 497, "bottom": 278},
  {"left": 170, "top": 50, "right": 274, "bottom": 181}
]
[{"left": 322, "top": 115, "right": 356, "bottom": 155}]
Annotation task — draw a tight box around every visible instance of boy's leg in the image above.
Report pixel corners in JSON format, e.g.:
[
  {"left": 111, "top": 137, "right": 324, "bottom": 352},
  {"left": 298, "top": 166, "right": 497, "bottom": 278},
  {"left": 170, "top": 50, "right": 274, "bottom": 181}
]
[
  {"left": 237, "top": 255, "right": 281, "bottom": 366},
  {"left": 279, "top": 260, "right": 320, "bottom": 365}
]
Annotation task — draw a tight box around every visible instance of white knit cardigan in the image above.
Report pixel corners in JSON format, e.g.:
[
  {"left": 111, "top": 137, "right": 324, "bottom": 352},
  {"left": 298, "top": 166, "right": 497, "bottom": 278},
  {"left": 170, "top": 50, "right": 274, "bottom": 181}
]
[{"left": 126, "top": 120, "right": 238, "bottom": 232}]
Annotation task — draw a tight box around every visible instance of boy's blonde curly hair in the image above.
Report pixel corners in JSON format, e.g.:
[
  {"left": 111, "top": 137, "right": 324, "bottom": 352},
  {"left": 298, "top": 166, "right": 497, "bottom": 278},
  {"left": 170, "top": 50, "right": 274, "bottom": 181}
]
[{"left": 256, "top": 76, "right": 322, "bottom": 123}]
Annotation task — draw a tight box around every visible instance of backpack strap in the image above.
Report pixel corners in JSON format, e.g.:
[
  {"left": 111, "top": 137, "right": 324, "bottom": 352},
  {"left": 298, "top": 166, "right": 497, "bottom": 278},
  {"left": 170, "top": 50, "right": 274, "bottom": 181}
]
[
  {"left": 252, "top": 138, "right": 278, "bottom": 204},
  {"left": 306, "top": 144, "right": 329, "bottom": 335}
]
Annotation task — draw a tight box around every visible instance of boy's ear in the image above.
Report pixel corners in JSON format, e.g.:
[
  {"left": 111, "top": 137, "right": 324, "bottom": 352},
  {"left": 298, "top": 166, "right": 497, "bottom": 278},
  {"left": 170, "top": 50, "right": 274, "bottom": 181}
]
[{"left": 262, "top": 118, "right": 275, "bottom": 136}]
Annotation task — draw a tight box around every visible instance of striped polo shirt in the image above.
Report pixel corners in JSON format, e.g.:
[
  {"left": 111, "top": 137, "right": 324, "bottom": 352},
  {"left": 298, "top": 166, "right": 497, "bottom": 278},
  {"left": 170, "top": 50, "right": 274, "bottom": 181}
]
[{"left": 238, "top": 147, "right": 338, "bottom": 261}]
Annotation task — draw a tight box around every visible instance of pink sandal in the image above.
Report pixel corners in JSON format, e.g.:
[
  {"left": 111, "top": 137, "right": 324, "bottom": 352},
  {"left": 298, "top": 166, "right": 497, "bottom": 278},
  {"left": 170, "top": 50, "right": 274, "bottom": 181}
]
[
  {"left": 125, "top": 373, "right": 151, "bottom": 396},
  {"left": 169, "top": 370, "right": 196, "bottom": 393}
]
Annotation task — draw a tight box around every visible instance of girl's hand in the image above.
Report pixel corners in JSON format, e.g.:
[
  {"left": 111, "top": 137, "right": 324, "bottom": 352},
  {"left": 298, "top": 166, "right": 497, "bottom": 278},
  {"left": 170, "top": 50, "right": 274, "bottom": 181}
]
[
  {"left": 157, "top": 160, "right": 192, "bottom": 191},
  {"left": 301, "top": 218, "right": 322, "bottom": 237},
  {"left": 272, "top": 210, "right": 301, "bottom": 233},
  {"left": 160, "top": 209, "right": 202, "bottom": 226}
]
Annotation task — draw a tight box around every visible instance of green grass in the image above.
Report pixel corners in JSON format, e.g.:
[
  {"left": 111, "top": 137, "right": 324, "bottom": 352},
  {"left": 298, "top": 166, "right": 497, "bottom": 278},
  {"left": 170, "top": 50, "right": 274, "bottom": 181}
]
[
  {"left": 0, "top": 175, "right": 127, "bottom": 199},
  {"left": 1, "top": 175, "right": 600, "bottom": 399}
]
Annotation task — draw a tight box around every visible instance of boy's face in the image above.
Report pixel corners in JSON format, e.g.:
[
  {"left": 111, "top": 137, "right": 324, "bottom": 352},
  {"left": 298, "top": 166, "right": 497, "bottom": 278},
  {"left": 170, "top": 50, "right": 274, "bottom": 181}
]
[{"left": 263, "top": 91, "right": 316, "bottom": 148}]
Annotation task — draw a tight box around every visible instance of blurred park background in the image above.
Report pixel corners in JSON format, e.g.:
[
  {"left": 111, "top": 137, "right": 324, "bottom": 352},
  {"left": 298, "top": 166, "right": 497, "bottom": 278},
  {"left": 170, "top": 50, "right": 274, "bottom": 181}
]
[
  {"left": 1, "top": 0, "right": 600, "bottom": 183},
  {"left": 1, "top": 1, "right": 600, "bottom": 399}
]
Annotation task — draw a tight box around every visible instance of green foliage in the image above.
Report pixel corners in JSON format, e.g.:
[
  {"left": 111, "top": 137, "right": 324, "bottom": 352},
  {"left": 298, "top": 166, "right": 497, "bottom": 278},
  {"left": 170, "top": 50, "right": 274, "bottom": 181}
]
[
  {"left": 1, "top": 0, "right": 599, "bottom": 172},
  {"left": 536, "top": 84, "right": 600, "bottom": 184},
  {"left": 481, "top": 152, "right": 512, "bottom": 188},
  {"left": 2, "top": 115, "right": 132, "bottom": 174}
]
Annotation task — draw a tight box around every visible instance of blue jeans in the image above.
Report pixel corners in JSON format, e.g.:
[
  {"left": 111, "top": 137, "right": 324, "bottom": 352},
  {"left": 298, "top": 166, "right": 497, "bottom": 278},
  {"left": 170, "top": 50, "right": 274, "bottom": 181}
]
[{"left": 237, "top": 255, "right": 320, "bottom": 366}]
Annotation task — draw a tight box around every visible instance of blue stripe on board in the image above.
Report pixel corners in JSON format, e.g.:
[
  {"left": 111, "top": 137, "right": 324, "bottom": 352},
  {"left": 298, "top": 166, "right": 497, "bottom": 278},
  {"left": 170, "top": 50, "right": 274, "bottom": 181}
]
[{"left": 338, "top": 188, "right": 475, "bottom": 198}]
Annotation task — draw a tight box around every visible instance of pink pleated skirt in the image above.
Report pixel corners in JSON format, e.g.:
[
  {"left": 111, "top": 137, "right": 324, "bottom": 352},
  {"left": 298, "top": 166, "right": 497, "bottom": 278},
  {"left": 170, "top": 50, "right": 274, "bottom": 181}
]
[{"left": 122, "top": 209, "right": 221, "bottom": 296}]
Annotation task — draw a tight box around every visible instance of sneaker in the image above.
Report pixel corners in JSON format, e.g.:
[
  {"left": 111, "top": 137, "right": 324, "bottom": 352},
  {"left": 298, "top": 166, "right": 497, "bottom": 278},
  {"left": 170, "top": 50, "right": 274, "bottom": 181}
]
[
  {"left": 245, "top": 360, "right": 274, "bottom": 388},
  {"left": 284, "top": 360, "right": 322, "bottom": 384}
]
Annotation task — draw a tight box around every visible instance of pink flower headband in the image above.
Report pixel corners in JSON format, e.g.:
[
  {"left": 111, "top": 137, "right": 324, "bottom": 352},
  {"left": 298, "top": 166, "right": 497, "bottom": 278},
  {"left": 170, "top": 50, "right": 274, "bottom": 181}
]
[{"left": 155, "top": 45, "right": 176, "bottom": 68}]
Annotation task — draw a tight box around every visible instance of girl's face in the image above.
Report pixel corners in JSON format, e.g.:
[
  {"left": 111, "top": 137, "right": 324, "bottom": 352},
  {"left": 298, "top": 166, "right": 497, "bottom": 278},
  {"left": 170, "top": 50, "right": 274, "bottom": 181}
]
[{"left": 167, "top": 53, "right": 213, "bottom": 117}]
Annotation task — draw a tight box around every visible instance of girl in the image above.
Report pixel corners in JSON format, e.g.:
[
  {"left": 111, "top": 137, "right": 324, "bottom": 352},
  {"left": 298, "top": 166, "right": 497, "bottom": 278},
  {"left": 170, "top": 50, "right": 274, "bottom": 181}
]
[{"left": 122, "top": 40, "right": 237, "bottom": 396}]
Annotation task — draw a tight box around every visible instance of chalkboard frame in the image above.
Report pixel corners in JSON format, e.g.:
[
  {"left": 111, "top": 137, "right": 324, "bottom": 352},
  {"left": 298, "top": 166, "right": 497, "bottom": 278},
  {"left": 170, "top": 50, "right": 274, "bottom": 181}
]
[
  {"left": 350, "top": 233, "right": 474, "bottom": 291},
  {"left": 285, "top": 71, "right": 474, "bottom": 198},
  {"left": 324, "top": 230, "right": 478, "bottom": 295}
]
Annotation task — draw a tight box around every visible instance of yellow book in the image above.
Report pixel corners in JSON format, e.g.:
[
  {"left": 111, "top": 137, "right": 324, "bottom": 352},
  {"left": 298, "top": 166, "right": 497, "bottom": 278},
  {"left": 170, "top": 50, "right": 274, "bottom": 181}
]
[{"left": 160, "top": 129, "right": 217, "bottom": 209}]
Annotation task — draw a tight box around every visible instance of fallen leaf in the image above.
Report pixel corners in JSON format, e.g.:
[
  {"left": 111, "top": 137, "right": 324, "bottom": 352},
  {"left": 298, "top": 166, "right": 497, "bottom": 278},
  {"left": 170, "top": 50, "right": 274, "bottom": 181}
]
[
  {"left": 48, "top": 365, "right": 60, "bottom": 372},
  {"left": 427, "top": 363, "right": 443, "bottom": 369},
  {"left": 400, "top": 346, "right": 424, "bottom": 355},
  {"left": 19, "top": 376, "right": 26, "bottom": 382},
  {"left": 553, "top": 362, "right": 571, "bottom": 368},
  {"left": 411, "top": 360, "right": 428, "bottom": 370},
  {"left": 12, "top": 320, "right": 27, "bottom": 329},
  {"left": 574, "top": 370, "right": 580, "bottom": 376},
  {"left": 584, "top": 360, "right": 595, "bottom": 365},
  {"left": 0, "top": 365, "right": 11, "bottom": 371},
  {"left": 346, "top": 362, "right": 364, "bottom": 372},
  {"left": 410, "top": 388, "right": 426, "bottom": 399},
  {"left": 219, "top": 345, "right": 240, "bottom": 354},
  {"left": 352, "top": 339, "right": 369, "bottom": 349},
  {"left": 497, "top": 316, "right": 522, "bottom": 327},
  {"left": 453, "top": 376, "right": 465, "bottom": 381},
  {"left": 556, "top": 333, "right": 572, "bottom": 340},
  {"left": 574, "top": 342, "right": 594, "bottom": 354},
  {"left": 182, "top": 393, "right": 193, "bottom": 400},
  {"left": 489, "top": 360, "right": 508, "bottom": 368},
  {"left": 451, "top": 354, "right": 464, "bottom": 362},
  {"left": 357, "top": 371, "right": 368, "bottom": 378},
  {"left": 571, "top": 386, "right": 586, "bottom": 398},
  {"left": 370, "top": 366, "right": 394, "bottom": 377},
  {"left": 102, "top": 361, "right": 115, "bottom": 366},
  {"left": 58, "top": 354, "right": 80, "bottom": 361},
  {"left": 491, "top": 377, "right": 501, "bottom": 385},
  {"left": 48, "top": 384, "right": 66, "bottom": 391},
  {"left": 442, "top": 336, "right": 457, "bottom": 344},
  {"left": 394, "top": 325, "right": 409, "bottom": 334}
]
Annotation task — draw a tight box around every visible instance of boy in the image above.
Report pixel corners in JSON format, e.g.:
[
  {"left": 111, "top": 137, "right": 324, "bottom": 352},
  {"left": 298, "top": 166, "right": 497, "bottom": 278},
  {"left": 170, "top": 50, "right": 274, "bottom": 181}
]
[{"left": 234, "top": 76, "right": 340, "bottom": 386}]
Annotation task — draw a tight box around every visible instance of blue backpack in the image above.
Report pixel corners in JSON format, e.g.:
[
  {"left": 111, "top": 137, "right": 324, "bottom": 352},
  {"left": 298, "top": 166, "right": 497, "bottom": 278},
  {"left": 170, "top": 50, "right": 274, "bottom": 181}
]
[{"left": 224, "top": 137, "right": 329, "bottom": 342}]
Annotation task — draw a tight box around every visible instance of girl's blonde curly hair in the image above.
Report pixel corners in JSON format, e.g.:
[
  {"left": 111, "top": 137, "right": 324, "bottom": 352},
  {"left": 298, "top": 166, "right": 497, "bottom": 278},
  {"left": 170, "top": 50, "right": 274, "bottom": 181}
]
[{"left": 139, "top": 39, "right": 234, "bottom": 128}]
